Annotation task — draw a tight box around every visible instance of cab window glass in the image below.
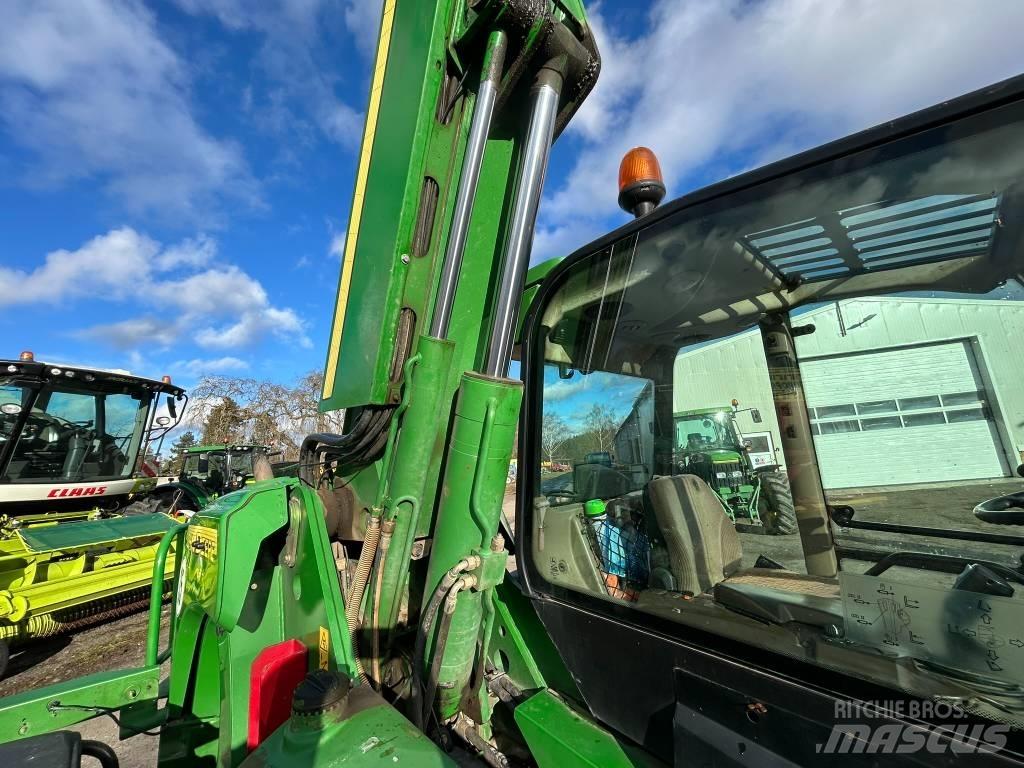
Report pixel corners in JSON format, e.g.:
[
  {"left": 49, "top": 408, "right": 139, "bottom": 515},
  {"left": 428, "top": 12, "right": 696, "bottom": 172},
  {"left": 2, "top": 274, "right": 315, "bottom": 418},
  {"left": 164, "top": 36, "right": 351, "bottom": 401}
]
[
  {"left": 5, "top": 389, "right": 97, "bottom": 482},
  {"left": 529, "top": 95, "right": 1024, "bottom": 731},
  {"left": 0, "top": 384, "right": 25, "bottom": 448}
]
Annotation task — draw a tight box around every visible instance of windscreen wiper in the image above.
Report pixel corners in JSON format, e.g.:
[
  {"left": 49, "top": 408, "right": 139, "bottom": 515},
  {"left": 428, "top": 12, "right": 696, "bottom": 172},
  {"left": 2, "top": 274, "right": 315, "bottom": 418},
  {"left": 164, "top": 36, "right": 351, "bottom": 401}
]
[{"left": 831, "top": 504, "right": 1024, "bottom": 547}]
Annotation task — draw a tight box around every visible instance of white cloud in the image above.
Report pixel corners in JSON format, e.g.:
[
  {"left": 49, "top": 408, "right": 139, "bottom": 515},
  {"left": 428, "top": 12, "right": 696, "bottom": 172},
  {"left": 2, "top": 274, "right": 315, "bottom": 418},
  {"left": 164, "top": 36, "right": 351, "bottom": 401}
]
[
  {"left": 78, "top": 316, "right": 181, "bottom": 349},
  {"left": 175, "top": 0, "right": 365, "bottom": 150},
  {"left": 173, "top": 356, "right": 250, "bottom": 377},
  {"left": 194, "top": 307, "right": 311, "bottom": 350},
  {"left": 328, "top": 232, "right": 346, "bottom": 260},
  {"left": 543, "top": 377, "right": 589, "bottom": 402},
  {"left": 535, "top": 0, "right": 1024, "bottom": 262},
  {"left": 343, "top": 0, "right": 384, "bottom": 60},
  {"left": 155, "top": 235, "right": 217, "bottom": 270},
  {"left": 2, "top": 227, "right": 311, "bottom": 352},
  {"left": 0, "top": 0, "right": 258, "bottom": 222},
  {"left": 0, "top": 228, "right": 157, "bottom": 306}
]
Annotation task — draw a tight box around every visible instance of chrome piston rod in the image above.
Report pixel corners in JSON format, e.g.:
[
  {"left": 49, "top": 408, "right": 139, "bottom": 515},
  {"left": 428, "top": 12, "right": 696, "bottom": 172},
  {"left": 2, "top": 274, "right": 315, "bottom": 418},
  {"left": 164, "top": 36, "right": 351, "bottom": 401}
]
[
  {"left": 430, "top": 30, "right": 507, "bottom": 340},
  {"left": 484, "top": 67, "right": 562, "bottom": 376}
]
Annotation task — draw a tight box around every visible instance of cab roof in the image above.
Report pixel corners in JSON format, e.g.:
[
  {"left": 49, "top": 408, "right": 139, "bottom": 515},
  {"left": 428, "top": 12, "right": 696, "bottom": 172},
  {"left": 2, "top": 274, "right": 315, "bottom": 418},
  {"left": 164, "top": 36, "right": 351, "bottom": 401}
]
[{"left": 1, "top": 358, "right": 185, "bottom": 397}]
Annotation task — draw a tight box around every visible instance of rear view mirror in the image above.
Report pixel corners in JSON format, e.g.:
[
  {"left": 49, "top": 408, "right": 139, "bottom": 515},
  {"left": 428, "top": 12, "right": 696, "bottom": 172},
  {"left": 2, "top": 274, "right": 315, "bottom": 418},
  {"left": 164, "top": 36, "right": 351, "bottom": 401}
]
[
  {"left": 1017, "top": 463, "right": 1024, "bottom": 478},
  {"left": 751, "top": 408, "right": 762, "bottom": 424},
  {"left": 166, "top": 396, "right": 177, "bottom": 419},
  {"left": 156, "top": 416, "right": 171, "bottom": 427}
]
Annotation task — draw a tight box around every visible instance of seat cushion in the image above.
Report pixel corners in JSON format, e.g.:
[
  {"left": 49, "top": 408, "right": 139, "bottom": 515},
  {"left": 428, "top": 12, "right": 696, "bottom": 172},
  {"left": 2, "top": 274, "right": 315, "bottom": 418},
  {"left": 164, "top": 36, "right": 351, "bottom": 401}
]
[{"left": 724, "top": 568, "right": 839, "bottom": 598}]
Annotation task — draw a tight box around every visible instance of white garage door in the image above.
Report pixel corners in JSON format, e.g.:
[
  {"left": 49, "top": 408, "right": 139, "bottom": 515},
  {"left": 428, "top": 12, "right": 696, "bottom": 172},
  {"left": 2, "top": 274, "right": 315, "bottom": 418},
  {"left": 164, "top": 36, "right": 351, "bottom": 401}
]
[{"left": 801, "top": 342, "right": 1007, "bottom": 488}]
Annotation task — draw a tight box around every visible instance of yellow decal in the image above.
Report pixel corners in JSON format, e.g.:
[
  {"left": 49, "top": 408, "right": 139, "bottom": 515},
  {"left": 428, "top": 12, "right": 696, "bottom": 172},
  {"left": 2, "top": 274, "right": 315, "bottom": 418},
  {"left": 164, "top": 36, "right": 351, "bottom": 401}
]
[
  {"left": 322, "top": 0, "right": 398, "bottom": 400},
  {"left": 318, "top": 626, "right": 330, "bottom": 670},
  {"left": 186, "top": 525, "right": 218, "bottom": 560}
]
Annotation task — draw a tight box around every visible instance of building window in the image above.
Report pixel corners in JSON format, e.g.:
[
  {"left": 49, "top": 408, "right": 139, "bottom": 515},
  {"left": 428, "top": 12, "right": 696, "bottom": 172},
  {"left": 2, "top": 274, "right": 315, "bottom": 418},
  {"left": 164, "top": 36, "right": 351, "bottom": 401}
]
[
  {"left": 902, "top": 412, "right": 946, "bottom": 427},
  {"left": 899, "top": 395, "right": 941, "bottom": 411},
  {"left": 819, "top": 419, "right": 861, "bottom": 434},
  {"left": 861, "top": 416, "right": 903, "bottom": 431},
  {"left": 809, "top": 391, "right": 991, "bottom": 435},
  {"left": 817, "top": 404, "right": 857, "bottom": 418},
  {"left": 856, "top": 400, "right": 898, "bottom": 415},
  {"left": 947, "top": 408, "right": 986, "bottom": 422},
  {"left": 941, "top": 391, "right": 984, "bottom": 407}
]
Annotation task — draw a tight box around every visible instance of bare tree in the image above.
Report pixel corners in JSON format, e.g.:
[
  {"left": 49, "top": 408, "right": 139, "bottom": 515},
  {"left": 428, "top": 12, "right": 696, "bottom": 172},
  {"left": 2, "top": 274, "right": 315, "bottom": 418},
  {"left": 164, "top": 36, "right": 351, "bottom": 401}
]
[
  {"left": 541, "top": 412, "right": 572, "bottom": 465},
  {"left": 582, "top": 404, "right": 618, "bottom": 455},
  {"left": 189, "top": 371, "right": 346, "bottom": 460}
]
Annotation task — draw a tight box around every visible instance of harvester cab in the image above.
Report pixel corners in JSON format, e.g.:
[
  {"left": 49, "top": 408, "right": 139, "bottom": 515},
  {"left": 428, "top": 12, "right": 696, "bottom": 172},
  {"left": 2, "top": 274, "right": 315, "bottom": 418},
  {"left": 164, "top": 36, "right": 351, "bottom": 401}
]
[
  {"left": 674, "top": 403, "right": 796, "bottom": 534},
  {"left": 0, "top": 352, "right": 186, "bottom": 525},
  {"left": 2, "top": 3, "right": 1024, "bottom": 767},
  {"left": 0, "top": 353, "right": 186, "bottom": 677}
]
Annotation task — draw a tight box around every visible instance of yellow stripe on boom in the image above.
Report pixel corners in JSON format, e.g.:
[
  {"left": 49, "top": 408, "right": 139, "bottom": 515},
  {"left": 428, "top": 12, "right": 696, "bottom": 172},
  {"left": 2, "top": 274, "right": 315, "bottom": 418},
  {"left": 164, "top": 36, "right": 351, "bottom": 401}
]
[{"left": 322, "top": 0, "right": 398, "bottom": 400}]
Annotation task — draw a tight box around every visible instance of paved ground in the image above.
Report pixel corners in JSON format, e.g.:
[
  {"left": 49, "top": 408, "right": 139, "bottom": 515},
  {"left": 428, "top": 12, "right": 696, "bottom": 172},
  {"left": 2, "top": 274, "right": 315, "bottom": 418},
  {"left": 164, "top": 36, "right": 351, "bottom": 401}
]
[{"left": 741, "top": 477, "right": 1024, "bottom": 572}]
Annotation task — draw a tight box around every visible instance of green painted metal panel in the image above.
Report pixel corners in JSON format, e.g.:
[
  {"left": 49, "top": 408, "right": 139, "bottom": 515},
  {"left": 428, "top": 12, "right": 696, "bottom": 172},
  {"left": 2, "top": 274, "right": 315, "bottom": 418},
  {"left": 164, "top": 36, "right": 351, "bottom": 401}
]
[
  {"left": 491, "top": 579, "right": 581, "bottom": 701},
  {"left": 246, "top": 687, "right": 457, "bottom": 767},
  {"left": 0, "top": 666, "right": 160, "bottom": 742},
  {"left": 515, "top": 689, "right": 661, "bottom": 768},
  {"left": 321, "top": 0, "right": 460, "bottom": 409},
  {"left": 17, "top": 513, "right": 177, "bottom": 553}
]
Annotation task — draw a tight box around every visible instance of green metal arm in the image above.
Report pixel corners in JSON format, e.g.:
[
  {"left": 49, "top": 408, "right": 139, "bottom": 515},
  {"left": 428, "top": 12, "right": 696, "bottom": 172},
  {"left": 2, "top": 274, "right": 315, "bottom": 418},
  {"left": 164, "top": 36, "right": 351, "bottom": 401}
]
[
  {"left": 146, "top": 522, "right": 188, "bottom": 666},
  {"left": 0, "top": 666, "right": 160, "bottom": 741}
]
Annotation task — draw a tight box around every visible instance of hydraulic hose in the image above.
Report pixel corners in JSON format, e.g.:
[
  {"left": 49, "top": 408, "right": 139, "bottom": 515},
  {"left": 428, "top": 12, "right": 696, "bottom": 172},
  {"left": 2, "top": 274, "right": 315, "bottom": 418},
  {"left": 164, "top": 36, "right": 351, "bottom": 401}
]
[
  {"left": 298, "top": 405, "right": 393, "bottom": 486},
  {"left": 410, "top": 555, "right": 480, "bottom": 729},
  {"left": 371, "top": 519, "right": 396, "bottom": 688},
  {"left": 421, "top": 577, "right": 473, "bottom": 728},
  {"left": 346, "top": 515, "right": 382, "bottom": 684}
]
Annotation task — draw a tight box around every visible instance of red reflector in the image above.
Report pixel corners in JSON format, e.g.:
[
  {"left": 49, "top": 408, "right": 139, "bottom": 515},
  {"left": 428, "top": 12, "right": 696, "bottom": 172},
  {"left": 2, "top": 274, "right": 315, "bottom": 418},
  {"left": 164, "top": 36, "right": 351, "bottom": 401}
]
[{"left": 248, "top": 639, "right": 307, "bottom": 751}]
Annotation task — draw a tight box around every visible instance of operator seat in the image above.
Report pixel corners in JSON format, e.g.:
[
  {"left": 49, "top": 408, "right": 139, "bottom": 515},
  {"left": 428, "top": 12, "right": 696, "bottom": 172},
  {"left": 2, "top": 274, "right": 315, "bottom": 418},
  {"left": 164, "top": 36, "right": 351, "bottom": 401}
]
[
  {"left": 575, "top": 463, "right": 632, "bottom": 502},
  {"left": 644, "top": 474, "right": 743, "bottom": 594}
]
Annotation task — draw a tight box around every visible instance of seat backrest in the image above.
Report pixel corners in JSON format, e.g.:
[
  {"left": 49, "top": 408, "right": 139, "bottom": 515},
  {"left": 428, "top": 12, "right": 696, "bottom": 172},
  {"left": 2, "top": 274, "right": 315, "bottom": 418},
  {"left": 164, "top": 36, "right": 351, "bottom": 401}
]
[
  {"left": 644, "top": 474, "right": 743, "bottom": 595},
  {"left": 574, "top": 463, "right": 633, "bottom": 501}
]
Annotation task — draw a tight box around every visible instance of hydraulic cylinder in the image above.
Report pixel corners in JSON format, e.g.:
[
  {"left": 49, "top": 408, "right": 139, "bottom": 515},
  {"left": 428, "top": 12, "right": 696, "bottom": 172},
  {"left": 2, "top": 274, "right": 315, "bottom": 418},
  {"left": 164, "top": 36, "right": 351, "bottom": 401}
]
[{"left": 423, "top": 372, "right": 521, "bottom": 718}]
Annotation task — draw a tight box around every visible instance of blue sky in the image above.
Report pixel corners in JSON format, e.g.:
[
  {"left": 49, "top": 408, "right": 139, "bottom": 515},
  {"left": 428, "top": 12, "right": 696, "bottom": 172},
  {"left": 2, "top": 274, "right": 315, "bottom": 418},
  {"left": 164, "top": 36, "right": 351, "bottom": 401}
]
[
  {"left": 542, "top": 366, "right": 648, "bottom": 433},
  {"left": 2, "top": 0, "right": 1022, "bottom": 403}
]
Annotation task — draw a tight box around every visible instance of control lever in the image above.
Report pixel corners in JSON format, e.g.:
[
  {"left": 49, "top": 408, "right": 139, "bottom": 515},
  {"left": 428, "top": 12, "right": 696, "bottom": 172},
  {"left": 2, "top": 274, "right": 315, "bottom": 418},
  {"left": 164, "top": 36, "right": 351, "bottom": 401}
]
[{"left": 953, "top": 563, "right": 1014, "bottom": 597}]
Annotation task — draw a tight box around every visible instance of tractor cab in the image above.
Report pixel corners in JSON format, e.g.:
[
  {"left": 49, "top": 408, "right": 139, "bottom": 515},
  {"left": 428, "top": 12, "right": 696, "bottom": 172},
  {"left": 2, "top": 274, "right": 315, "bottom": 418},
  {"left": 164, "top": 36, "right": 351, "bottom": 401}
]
[
  {"left": 524, "top": 78, "right": 1024, "bottom": 760},
  {"left": 0, "top": 352, "right": 185, "bottom": 520},
  {"left": 177, "top": 444, "right": 277, "bottom": 507}
]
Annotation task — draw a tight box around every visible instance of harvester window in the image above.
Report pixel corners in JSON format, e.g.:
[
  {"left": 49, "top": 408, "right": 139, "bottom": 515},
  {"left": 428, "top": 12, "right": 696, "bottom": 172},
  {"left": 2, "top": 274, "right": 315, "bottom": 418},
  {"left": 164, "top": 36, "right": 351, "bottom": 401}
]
[
  {"left": 526, "top": 90, "right": 1024, "bottom": 732},
  {"left": 0, "top": 385, "right": 146, "bottom": 482}
]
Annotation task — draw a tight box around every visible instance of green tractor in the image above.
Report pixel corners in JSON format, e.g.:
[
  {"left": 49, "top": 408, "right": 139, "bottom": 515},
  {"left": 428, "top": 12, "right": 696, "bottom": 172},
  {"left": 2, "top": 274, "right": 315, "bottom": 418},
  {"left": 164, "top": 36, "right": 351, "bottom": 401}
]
[
  {"left": 2, "top": 5, "right": 1024, "bottom": 767},
  {"left": 674, "top": 404, "right": 796, "bottom": 535},
  {"left": 161, "top": 444, "right": 281, "bottom": 513}
]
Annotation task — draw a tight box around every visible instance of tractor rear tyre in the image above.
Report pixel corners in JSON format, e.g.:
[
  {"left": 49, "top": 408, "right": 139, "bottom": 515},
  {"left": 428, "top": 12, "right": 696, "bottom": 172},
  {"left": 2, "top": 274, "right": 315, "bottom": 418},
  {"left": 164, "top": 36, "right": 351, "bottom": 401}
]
[{"left": 758, "top": 471, "right": 797, "bottom": 535}]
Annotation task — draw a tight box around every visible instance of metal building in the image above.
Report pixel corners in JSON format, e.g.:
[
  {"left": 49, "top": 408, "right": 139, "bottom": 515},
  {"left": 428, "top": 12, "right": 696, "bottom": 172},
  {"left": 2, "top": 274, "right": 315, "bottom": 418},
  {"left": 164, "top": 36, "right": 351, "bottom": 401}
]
[{"left": 673, "top": 297, "right": 1024, "bottom": 489}]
